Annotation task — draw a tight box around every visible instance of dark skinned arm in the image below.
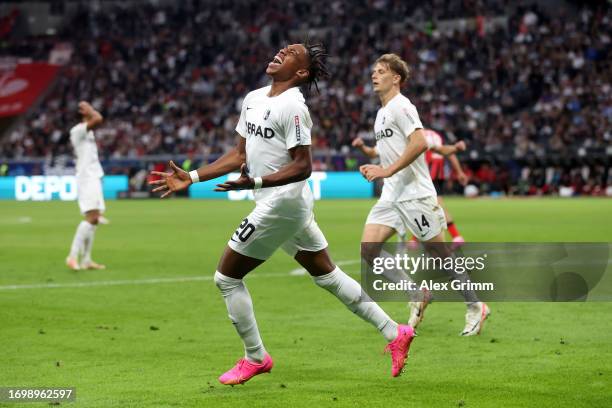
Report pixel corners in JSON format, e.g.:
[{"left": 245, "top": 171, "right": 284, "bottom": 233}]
[
  {"left": 149, "top": 136, "right": 246, "bottom": 198},
  {"left": 215, "top": 145, "right": 312, "bottom": 191}
]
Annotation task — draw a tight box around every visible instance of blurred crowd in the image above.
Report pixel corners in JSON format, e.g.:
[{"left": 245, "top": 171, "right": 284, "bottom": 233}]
[{"left": 0, "top": 0, "right": 610, "bottom": 195}]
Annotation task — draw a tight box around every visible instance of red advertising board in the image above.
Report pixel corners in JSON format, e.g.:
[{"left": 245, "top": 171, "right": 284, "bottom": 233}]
[{"left": 0, "top": 62, "right": 59, "bottom": 117}]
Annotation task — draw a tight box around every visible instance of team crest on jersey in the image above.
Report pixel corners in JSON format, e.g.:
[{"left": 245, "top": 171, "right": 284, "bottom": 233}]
[{"left": 263, "top": 109, "right": 271, "bottom": 120}]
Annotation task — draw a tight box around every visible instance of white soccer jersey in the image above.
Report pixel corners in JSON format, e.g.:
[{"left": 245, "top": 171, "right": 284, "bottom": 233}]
[
  {"left": 373, "top": 93, "right": 436, "bottom": 202},
  {"left": 70, "top": 122, "right": 104, "bottom": 179},
  {"left": 236, "top": 85, "right": 313, "bottom": 208}
]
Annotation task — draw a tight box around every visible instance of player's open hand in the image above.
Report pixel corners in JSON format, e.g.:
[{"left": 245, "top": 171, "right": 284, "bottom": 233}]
[
  {"left": 78, "top": 101, "right": 96, "bottom": 117},
  {"left": 149, "top": 160, "right": 192, "bottom": 198},
  {"left": 457, "top": 171, "right": 469, "bottom": 186},
  {"left": 215, "top": 163, "right": 254, "bottom": 191},
  {"left": 454, "top": 140, "right": 467, "bottom": 152},
  {"left": 360, "top": 164, "right": 390, "bottom": 182}
]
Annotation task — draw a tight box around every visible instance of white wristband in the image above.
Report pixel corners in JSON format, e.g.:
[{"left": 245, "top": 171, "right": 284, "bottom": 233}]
[
  {"left": 253, "top": 177, "right": 263, "bottom": 190},
  {"left": 189, "top": 170, "right": 200, "bottom": 184}
]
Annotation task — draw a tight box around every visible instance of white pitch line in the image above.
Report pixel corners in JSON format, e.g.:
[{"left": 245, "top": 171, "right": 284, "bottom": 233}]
[
  {"left": 0, "top": 274, "right": 270, "bottom": 291},
  {"left": 3, "top": 256, "right": 607, "bottom": 291},
  {"left": 0, "top": 216, "right": 32, "bottom": 224},
  {"left": 0, "top": 260, "right": 361, "bottom": 291}
]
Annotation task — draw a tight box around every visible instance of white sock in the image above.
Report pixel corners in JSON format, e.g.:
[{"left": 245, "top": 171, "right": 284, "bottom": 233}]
[
  {"left": 313, "top": 267, "right": 398, "bottom": 342},
  {"left": 214, "top": 271, "right": 266, "bottom": 363},
  {"left": 81, "top": 222, "right": 97, "bottom": 264},
  {"left": 69, "top": 221, "right": 90, "bottom": 259}
]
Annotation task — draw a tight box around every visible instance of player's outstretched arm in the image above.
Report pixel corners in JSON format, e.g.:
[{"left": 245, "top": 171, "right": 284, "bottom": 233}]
[
  {"left": 80, "top": 101, "right": 103, "bottom": 130},
  {"left": 360, "top": 128, "right": 428, "bottom": 182},
  {"left": 149, "top": 160, "right": 191, "bottom": 198},
  {"left": 352, "top": 137, "right": 379, "bottom": 159},
  {"left": 215, "top": 145, "right": 312, "bottom": 191},
  {"left": 448, "top": 153, "right": 469, "bottom": 186},
  {"left": 430, "top": 140, "right": 468, "bottom": 185},
  {"left": 431, "top": 140, "right": 466, "bottom": 157},
  {"left": 149, "top": 137, "right": 246, "bottom": 198},
  {"left": 191, "top": 137, "right": 246, "bottom": 182}
]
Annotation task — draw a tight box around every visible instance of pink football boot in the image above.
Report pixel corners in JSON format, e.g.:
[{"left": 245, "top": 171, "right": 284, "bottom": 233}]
[
  {"left": 218, "top": 353, "right": 274, "bottom": 385},
  {"left": 384, "top": 325, "right": 415, "bottom": 377}
]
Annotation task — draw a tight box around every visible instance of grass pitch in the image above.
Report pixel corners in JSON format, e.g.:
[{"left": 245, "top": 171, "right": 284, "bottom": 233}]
[{"left": 1, "top": 198, "right": 611, "bottom": 407}]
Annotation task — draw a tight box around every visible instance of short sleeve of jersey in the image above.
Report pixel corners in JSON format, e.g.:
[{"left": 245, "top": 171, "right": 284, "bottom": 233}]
[
  {"left": 393, "top": 101, "right": 423, "bottom": 139},
  {"left": 70, "top": 123, "right": 87, "bottom": 143},
  {"left": 235, "top": 93, "right": 252, "bottom": 138},
  {"left": 281, "top": 100, "right": 312, "bottom": 150}
]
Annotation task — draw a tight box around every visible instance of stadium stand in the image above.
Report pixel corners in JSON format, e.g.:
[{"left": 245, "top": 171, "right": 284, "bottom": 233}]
[{"left": 0, "top": 0, "right": 609, "bottom": 196}]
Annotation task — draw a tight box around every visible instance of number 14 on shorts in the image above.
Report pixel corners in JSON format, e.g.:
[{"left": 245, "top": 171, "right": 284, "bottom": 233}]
[{"left": 414, "top": 214, "right": 430, "bottom": 236}]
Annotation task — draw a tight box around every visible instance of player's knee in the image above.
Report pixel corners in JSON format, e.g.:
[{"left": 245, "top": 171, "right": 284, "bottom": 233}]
[
  {"left": 423, "top": 241, "right": 450, "bottom": 258},
  {"left": 214, "top": 271, "right": 241, "bottom": 294},
  {"left": 360, "top": 243, "right": 379, "bottom": 266}
]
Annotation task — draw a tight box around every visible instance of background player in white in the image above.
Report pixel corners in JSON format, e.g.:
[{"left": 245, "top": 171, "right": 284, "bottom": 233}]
[
  {"left": 359, "top": 54, "right": 490, "bottom": 336},
  {"left": 352, "top": 130, "right": 469, "bottom": 248},
  {"left": 149, "top": 43, "right": 415, "bottom": 384},
  {"left": 66, "top": 101, "right": 106, "bottom": 271}
]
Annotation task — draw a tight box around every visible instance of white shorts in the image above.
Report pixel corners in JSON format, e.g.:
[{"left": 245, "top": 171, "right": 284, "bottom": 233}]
[
  {"left": 77, "top": 177, "right": 105, "bottom": 214},
  {"left": 228, "top": 203, "right": 328, "bottom": 260},
  {"left": 365, "top": 196, "right": 446, "bottom": 241}
]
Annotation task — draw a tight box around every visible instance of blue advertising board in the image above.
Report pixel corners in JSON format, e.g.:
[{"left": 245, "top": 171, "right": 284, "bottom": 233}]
[
  {"left": 0, "top": 176, "right": 129, "bottom": 200},
  {"left": 0, "top": 172, "right": 371, "bottom": 200}
]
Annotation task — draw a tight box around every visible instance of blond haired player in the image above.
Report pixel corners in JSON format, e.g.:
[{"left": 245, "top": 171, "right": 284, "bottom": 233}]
[
  {"left": 360, "top": 54, "right": 490, "bottom": 336},
  {"left": 66, "top": 101, "right": 106, "bottom": 270}
]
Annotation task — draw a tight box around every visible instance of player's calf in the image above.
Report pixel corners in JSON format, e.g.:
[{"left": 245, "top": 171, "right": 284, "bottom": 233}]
[{"left": 408, "top": 288, "right": 432, "bottom": 329}]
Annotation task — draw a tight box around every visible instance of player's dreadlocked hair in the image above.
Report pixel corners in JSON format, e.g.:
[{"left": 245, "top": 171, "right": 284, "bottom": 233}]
[{"left": 304, "top": 40, "right": 330, "bottom": 93}]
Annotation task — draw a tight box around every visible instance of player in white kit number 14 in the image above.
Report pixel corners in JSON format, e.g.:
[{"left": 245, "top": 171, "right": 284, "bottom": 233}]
[
  {"left": 66, "top": 101, "right": 106, "bottom": 271},
  {"left": 150, "top": 42, "right": 415, "bottom": 384},
  {"left": 360, "top": 54, "right": 490, "bottom": 336}
]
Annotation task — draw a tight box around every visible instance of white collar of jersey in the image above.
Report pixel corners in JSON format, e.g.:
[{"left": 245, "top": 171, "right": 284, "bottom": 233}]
[
  {"left": 264, "top": 85, "right": 305, "bottom": 103},
  {"left": 384, "top": 92, "right": 403, "bottom": 108}
]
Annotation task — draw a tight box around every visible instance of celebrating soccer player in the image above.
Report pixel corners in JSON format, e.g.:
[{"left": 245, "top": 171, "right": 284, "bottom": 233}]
[
  {"left": 150, "top": 43, "right": 415, "bottom": 384},
  {"left": 359, "top": 54, "right": 490, "bottom": 335},
  {"left": 66, "top": 101, "right": 106, "bottom": 271}
]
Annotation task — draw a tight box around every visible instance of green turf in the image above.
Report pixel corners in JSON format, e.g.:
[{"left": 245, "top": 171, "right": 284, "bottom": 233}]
[{"left": 1, "top": 198, "right": 611, "bottom": 407}]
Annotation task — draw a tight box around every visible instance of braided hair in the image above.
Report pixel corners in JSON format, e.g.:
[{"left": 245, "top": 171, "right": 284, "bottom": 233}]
[{"left": 303, "top": 40, "right": 330, "bottom": 93}]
